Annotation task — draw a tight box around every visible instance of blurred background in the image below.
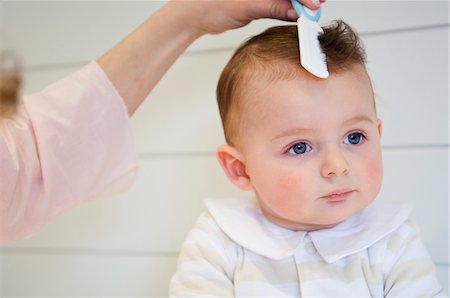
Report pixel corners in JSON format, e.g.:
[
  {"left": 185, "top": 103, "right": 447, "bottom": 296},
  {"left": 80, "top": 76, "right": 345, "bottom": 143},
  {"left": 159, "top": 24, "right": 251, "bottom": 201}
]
[{"left": 0, "top": 1, "right": 448, "bottom": 296}]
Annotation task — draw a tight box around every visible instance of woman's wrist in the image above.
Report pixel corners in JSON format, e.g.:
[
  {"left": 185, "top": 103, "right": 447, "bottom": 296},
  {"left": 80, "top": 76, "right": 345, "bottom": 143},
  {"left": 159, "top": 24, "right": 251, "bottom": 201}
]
[
  {"left": 97, "top": 1, "right": 207, "bottom": 116},
  {"left": 156, "top": 1, "right": 206, "bottom": 44},
  {"left": 161, "top": 1, "right": 208, "bottom": 39}
]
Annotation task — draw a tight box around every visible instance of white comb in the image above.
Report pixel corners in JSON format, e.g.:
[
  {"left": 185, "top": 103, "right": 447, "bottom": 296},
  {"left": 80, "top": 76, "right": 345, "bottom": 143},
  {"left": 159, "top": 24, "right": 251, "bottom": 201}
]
[{"left": 291, "top": 0, "right": 329, "bottom": 79}]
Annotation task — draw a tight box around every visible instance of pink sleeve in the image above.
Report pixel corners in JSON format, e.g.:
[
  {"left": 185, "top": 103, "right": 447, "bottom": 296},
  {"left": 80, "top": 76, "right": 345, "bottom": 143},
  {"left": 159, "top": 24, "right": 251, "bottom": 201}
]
[{"left": 0, "top": 61, "right": 138, "bottom": 243}]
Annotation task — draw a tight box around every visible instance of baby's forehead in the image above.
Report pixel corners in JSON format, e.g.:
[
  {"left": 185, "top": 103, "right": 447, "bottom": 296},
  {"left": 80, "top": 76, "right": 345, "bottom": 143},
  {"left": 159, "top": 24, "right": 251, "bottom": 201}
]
[
  {"left": 237, "top": 65, "right": 375, "bottom": 122},
  {"left": 241, "top": 63, "right": 371, "bottom": 99}
]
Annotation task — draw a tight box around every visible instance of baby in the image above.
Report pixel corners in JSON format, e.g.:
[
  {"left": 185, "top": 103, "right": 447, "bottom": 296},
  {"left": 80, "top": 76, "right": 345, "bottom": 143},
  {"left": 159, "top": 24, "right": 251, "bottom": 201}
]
[{"left": 170, "top": 21, "right": 445, "bottom": 297}]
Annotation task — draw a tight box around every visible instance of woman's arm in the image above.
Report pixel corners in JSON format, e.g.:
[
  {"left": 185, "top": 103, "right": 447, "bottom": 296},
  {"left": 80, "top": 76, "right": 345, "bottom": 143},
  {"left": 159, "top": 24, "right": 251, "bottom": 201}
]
[
  {"left": 0, "top": 0, "right": 324, "bottom": 243},
  {"left": 97, "top": 0, "right": 324, "bottom": 115}
]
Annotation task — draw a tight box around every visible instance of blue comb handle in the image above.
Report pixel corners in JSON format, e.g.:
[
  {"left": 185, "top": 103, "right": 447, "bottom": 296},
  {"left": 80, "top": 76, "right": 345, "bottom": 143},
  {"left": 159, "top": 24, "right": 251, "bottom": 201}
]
[{"left": 290, "top": 0, "right": 322, "bottom": 22}]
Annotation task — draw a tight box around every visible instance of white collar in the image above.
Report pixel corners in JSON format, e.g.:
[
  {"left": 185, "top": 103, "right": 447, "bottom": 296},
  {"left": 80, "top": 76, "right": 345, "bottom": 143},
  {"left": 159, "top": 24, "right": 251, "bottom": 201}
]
[{"left": 204, "top": 197, "right": 411, "bottom": 263}]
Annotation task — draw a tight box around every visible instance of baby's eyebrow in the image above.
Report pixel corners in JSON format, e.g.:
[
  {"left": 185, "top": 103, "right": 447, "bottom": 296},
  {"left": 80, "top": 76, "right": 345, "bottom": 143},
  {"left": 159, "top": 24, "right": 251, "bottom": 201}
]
[
  {"left": 271, "top": 127, "right": 314, "bottom": 141},
  {"left": 271, "top": 115, "right": 375, "bottom": 142},
  {"left": 343, "top": 115, "right": 375, "bottom": 126}
]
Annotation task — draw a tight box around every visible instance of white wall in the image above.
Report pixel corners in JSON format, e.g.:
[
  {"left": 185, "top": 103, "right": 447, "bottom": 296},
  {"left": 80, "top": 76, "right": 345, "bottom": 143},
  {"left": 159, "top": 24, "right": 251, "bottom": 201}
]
[{"left": 1, "top": 1, "right": 448, "bottom": 296}]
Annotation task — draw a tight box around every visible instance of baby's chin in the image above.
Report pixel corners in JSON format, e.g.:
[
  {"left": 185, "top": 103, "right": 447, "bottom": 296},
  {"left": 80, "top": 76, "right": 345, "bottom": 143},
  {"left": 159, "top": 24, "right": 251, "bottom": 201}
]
[
  {"left": 315, "top": 195, "right": 377, "bottom": 225},
  {"left": 265, "top": 215, "right": 344, "bottom": 232},
  {"left": 282, "top": 209, "right": 363, "bottom": 232},
  {"left": 259, "top": 197, "right": 374, "bottom": 232}
]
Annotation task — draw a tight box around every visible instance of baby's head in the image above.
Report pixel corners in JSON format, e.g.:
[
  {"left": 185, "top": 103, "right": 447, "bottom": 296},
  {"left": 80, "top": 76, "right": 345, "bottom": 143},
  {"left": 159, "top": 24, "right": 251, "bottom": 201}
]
[{"left": 216, "top": 21, "right": 383, "bottom": 231}]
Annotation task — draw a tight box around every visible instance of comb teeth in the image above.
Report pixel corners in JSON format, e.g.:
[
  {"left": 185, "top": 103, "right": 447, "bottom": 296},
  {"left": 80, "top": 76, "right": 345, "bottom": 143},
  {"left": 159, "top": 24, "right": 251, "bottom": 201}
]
[{"left": 297, "top": 16, "right": 329, "bottom": 79}]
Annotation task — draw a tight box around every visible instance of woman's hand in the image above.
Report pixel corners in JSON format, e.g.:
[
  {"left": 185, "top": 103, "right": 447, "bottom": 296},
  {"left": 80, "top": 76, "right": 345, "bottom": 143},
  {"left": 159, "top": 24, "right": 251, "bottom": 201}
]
[
  {"left": 98, "top": 0, "right": 326, "bottom": 115},
  {"left": 171, "top": 0, "right": 327, "bottom": 35}
]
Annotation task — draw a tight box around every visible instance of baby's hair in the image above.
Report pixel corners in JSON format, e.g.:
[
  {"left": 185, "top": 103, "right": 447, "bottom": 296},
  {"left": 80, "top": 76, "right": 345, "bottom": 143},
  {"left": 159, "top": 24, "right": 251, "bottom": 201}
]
[
  {"left": 0, "top": 52, "right": 21, "bottom": 118},
  {"left": 217, "top": 20, "right": 367, "bottom": 146}
]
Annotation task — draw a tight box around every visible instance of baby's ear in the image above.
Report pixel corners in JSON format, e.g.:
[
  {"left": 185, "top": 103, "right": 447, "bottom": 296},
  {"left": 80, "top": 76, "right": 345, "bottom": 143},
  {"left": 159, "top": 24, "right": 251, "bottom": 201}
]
[
  {"left": 377, "top": 119, "right": 383, "bottom": 137},
  {"left": 216, "top": 144, "right": 253, "bottom": 191}
]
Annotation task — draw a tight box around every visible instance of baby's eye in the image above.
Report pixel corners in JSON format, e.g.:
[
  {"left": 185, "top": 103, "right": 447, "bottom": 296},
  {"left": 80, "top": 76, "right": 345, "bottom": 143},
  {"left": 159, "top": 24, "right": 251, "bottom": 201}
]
[
  {"left": 287, "top": 142, "right": 311, "bottom": 155},
  {"left": 344, "top": 132, "right": 365, "bottom": 145}
]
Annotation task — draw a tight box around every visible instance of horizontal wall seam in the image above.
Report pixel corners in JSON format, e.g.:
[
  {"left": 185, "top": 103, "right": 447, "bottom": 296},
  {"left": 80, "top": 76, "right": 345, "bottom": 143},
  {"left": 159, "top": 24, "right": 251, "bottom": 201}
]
[
  {"left": 0, "top": 246, "right": 178, "bottom": 258},
  {"left": 382, "top": 143, "right": 450, "bottom": 150},
  {"left": 361, "top": 23, "right": 449, "bottom": 37},
  {"left": 136, "top": 144, "right": 449, "bottom": 159},
  {"left": 1, "top": 247, "right": 448, "bottom": 267},
  {"left": 182, "top": 23, "right": 450, "bottom": 57},
  {"left": 22, "top": 23, "right": 450, "bottom": 72},
  {"left": 138, "top": 151, "right": 215, "bottom": 159}
]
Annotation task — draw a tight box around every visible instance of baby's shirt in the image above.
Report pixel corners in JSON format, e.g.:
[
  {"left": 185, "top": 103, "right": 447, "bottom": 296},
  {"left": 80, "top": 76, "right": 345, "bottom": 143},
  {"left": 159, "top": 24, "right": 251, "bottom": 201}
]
[
  {"left": 0, "top": 61, "right": 138, "bottom": 243},
  {"left": 170, "top": 197, "right": 445, "bottom": 297}
]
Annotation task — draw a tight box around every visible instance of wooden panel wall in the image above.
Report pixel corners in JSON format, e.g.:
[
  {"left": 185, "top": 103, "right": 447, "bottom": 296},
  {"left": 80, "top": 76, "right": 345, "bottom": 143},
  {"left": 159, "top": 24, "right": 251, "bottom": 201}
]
[{"left": 1, "top": 1, "right": 448, "bottom": 296}]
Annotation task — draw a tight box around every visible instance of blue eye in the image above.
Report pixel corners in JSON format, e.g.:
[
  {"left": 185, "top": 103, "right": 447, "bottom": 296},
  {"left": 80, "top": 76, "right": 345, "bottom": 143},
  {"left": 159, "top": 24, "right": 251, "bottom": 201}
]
[
  {"left": 344, "top": 132, "right": 364, "bottom": 145},
  {"left": 288, "top": 142, "right": 311, "bottom": 155}
]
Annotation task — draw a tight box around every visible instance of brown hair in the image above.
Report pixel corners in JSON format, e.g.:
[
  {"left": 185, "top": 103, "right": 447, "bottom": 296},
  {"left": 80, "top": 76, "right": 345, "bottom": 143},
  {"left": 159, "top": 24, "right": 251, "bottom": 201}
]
[
  {"left": 0, "top": 52, "right": 21, "bottom": 118},
  {"left": 217, "top": 20, "right": 367, "bottom": 145}
]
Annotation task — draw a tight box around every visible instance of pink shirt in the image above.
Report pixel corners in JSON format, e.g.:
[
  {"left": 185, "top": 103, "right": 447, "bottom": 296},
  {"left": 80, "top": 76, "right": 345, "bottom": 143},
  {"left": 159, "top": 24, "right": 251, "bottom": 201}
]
[{"left": 0, "top": 61, "right": 138, "bottom": 243}]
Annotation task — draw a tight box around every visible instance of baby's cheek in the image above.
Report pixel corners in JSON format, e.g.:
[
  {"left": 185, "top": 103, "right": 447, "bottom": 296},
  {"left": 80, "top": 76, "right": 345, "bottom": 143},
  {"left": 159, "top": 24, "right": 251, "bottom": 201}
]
[
  {"left": 364, "top": 156, "right": 383, "bottom": 194},
  {"left": 272, "top": 172, "right": 306, "bottom": 208}
]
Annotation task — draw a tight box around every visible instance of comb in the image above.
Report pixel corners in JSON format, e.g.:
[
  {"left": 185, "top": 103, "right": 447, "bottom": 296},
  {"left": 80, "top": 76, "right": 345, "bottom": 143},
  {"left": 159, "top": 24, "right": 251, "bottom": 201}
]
[{"left": 291, "top": 0, "right": 329, "bottom": 78}]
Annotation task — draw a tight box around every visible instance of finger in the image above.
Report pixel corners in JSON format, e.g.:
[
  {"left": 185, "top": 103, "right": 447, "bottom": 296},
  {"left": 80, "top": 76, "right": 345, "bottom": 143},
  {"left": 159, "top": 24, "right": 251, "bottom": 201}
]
[
  {"left": 248, "top": 0, "right": 297, "bottom": 22},
  {"left": 250, "top": 0, "right": 325, "bottom": 22},
  {"left": 299, "top": 0, "right": 323, "bottom": 10},
  {"left": 288, "top": 0, "right": 325, "bottom": 20}
]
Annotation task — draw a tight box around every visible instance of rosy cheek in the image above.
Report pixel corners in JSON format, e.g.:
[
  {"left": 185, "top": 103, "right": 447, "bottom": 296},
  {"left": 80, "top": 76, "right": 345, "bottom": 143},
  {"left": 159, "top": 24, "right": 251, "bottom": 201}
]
[
  {"left": 364, "top": 156, "right": 383, "bottom": 193},
  {"left": 276, "top": 174, "right": 301, "bottom": 192},
  {"left": 272, "top": 171, "right": 305, "bottom": 206}
]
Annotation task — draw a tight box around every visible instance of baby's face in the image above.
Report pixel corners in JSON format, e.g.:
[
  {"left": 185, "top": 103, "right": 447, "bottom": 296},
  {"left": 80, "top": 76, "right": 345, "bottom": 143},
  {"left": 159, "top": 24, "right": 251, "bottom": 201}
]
[{"left": 238, "top": 65, "right": 382, "bottom": 231}]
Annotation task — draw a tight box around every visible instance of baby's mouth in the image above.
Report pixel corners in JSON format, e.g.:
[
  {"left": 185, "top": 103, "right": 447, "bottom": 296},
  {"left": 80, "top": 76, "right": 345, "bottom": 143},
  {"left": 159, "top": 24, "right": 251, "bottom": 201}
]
[{"left": 320, "top": 189, "right": 355, "bottom": 202}]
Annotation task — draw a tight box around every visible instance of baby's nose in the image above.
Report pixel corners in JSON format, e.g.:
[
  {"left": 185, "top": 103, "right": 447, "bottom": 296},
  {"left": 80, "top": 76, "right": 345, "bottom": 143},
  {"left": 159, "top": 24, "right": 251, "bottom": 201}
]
[{"left": 320, "top": 149, "right": 349, "bottom": 178}]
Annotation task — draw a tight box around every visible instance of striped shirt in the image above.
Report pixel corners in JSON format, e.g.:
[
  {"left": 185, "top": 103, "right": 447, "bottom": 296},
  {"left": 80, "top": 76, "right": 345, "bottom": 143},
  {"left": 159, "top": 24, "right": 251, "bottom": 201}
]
[{"left": 170, "top": 197, "right": 445, "bottom": 297}]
